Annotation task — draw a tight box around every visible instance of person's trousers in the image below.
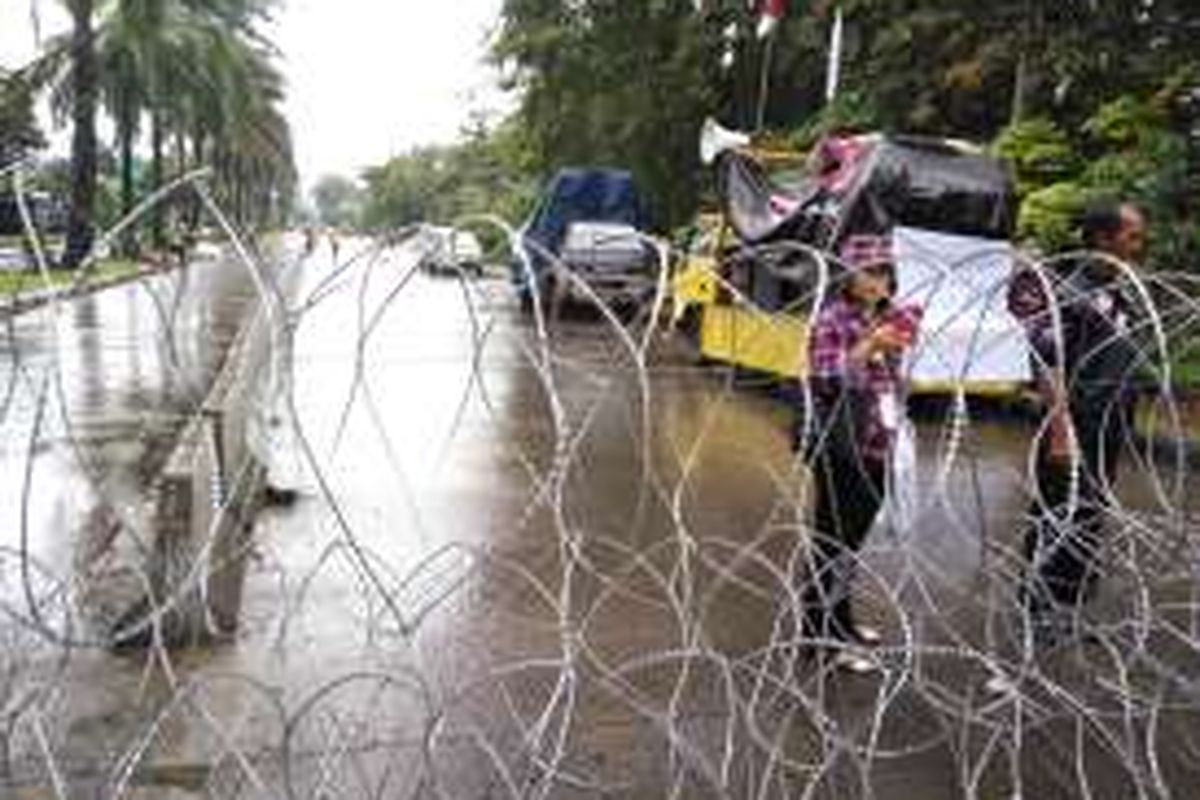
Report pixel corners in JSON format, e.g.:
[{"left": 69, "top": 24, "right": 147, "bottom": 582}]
[
  {"left": 803, "top": 453, "right": 886, "bottom": 641},
  {"left": 1023, "top": 393, "right": 1132, "bottom": 611}
]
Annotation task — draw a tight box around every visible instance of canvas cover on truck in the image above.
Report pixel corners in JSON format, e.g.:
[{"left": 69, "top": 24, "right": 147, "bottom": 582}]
[
  {"left": 715, "top": 134, "right": 1016, "bottom": 248},
  {"left": 707, "top": 131, "right": 1030, "bottom": 389}
]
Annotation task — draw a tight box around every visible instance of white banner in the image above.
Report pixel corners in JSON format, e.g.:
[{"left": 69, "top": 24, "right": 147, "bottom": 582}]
[{"left": 892, "top": 227, "right": 1032, "bottom": 386}]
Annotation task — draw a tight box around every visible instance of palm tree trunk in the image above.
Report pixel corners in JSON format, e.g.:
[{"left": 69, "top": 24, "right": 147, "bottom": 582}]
[
  {"left": 151, "top": 110, "right": 165, "bottom": 248},
  {"left": 175, "top": 130, "right": 186, "bottom": 177},
  {"left": 172, "top": 129, "right": 187, "bottom": 236},
  {"left": 188, "top": 126, "right": 206, "bottom": 231},
  {"left": 62, "top": 0, "right": 99, "bottom": 269},
  {"left": 235, "top": 163, "right": 246, "bottom": 227},
  {"left": 118, "top": 97, "right": 138, "bottom": 257}
]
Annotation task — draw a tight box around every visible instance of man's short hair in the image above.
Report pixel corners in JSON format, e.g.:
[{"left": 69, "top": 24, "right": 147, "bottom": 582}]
[{"left": 1078, "top": 198, "right": 1130, "bottom": 249}]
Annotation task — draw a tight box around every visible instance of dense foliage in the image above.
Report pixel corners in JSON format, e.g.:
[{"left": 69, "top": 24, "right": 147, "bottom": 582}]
[
  {"left": 356, "top": 1, "right": 1197, "bottom": 264},
  {"left": 0, "top": 70, "right": 46, "bottom": 168},
  {"left": 357, "top": 120, "right": 538, "bottom": 254},
  {"left": 312, "top": 174, "right": 363, "bottom": 229}
]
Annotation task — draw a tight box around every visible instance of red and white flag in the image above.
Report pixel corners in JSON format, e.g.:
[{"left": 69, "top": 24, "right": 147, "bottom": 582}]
[{"left": 756, "top": 0, "right": 788, "bottom": 39}]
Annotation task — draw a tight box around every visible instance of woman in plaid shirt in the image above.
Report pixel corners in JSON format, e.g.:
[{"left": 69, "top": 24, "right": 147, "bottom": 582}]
[{"left": 801, "top": 233, "right": 922, "bottom": 673}]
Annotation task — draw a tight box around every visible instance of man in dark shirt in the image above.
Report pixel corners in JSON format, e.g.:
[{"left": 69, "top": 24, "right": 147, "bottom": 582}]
[{"left": 1008, "top": 200, "right": 1147, "bottom": 638}]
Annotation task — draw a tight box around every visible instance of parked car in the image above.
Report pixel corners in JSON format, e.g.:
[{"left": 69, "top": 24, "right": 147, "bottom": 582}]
[
  {"left": 0, "top": 191, "right": 67, "bottom": 236},
  {"left": 513, "top": 168, "right": 656, "bottom": 313},
  {"left": 556, "top": 220, "right": 655, "bottom": 306},
  {"left": 417, "top": 225, "right": 484, "bottom": 276}
]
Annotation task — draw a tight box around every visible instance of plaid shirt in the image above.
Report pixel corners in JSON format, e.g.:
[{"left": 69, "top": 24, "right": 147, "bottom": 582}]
[{"left": 808, "top": 297, "right": 913, "bottom": 462}]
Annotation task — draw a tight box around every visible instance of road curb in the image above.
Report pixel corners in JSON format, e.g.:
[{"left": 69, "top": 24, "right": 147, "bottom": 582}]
[
  {"left": 110, "top": 249, "right": 302, "bottom": 649},
  {"left": 24, "top": 239, "right": 301, "bottom": 649},
  {"left": 0, "top": 260, "right": 185, "bottom": 318}
]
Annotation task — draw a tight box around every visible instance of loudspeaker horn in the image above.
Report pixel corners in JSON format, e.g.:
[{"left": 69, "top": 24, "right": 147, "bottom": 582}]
[{"left": 700, "top": 117, "right": 750, "bottom": 166}]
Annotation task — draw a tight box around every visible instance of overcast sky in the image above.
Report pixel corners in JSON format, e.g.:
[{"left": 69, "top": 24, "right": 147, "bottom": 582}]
[
  {"left": 1, "top": 1, "right": 510, "bottom": 189},
  {"left": 0, "top": 2, "right": 61, "bottom": 69},
  {"left": 275, "top": 0, "right": 508, "bottom": 187}
]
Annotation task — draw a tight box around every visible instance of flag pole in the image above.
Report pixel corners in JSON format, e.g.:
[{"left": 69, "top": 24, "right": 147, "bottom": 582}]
[
  {"left": 755, "top": 33, "right": 777, "bottom": 133},
  {"left": 825, "top": 5, "right": 844, "bottom": 104},
  {"left": 753, "top": 0, "right": 787, "bottom": 132}
]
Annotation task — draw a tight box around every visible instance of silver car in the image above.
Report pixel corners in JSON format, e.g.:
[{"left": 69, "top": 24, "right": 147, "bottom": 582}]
[{"left": 554, "top": 221, "right": 655, "bottom": 307}]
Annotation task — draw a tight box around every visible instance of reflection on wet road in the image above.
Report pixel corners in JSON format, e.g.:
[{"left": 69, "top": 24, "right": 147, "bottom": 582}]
[
  {"left": 0, "top": 257, "right": 260, "bottom": 595},
  {"left": 0, "top": 239, "right": 1197, "bottom": 797}
]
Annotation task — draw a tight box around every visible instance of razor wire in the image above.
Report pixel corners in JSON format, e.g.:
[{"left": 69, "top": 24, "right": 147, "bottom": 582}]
[{"left": 0, "top": 163, "right": 1198, "bottom": 798}]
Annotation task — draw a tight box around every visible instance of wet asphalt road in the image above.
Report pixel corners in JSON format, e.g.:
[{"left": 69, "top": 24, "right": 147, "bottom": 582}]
[
  {"left": 0, "top": 249, "right": 261, "bottom": 598},
  {"left": 0, "top": 236, "right": 1198, "bottom": 797}
]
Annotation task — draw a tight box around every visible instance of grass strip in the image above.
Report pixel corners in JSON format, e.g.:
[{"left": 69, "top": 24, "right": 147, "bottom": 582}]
[{"left": 0, "top": 259, "right": 143, "bottom": 298}]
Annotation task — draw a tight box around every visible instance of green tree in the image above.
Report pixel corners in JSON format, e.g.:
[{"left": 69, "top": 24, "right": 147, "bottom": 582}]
[
  {"left": 359, "top": 119, "right": 537, "bottom": 254},
  {"left": 312, "top": 174, "right": 362, "bottom": 228},
  {"left": 94, "top": 0, "right": 295, "bottom": 239},
  {"left": 991, "top": 117, "right": 1077, "bottom": 198},
  {"left": 26, "top": 0, "right": 295, "bottom": 262},
  {"left": 0, "top": 70, "right": 46, "bottom": 168},
  {"left": 495, "top": 0, "right": 726, "bottom": 228}
]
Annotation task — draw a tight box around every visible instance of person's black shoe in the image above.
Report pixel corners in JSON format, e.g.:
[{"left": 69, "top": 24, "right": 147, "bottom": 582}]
[{"left": 261, "top": 484, "right": 301, "bottom": 507}]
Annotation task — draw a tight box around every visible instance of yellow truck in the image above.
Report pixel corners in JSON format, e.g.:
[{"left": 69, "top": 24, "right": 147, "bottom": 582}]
[{"left": 673, "top": 126, "right": 1030, "bottom": 397}]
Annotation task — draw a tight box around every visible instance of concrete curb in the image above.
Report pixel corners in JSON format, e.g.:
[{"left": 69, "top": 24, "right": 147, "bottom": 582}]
[
  {"left": 106, "top": 248, "right": 302, "bottom": 649},
  {"left": 118, "top": 301, "right": 271, "bottom": 648}
]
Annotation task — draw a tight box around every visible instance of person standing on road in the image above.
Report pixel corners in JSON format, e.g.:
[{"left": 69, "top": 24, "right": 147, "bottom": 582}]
[
  {"left": 1007, "top": 200, "right": 1147, "bottom": 642},
  {"left": 798, "top": 233, "right": 923, "bottom": 673}
]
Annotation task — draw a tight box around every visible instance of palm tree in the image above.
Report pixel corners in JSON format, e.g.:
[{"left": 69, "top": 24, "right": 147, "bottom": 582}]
[
  {"left": 61, "top": 0, "right": 99, "bottom": 268},
  {"left": 30, "top": 0, "right": 295, "bottom": 263},
  {"left": 114, "top": 0, "right": 295, "bottom": 235},
  {"left": 217, "top": 43, "right": 296, "bottom": 228},
  {"left": 96, "top": 4, "right": 150, "bottom": 253},
  {"left": 0, "top": 69, "right": 47, "bottom": 168},
  {"left": 98, "top": 0, "right": 242, "bottom": 247}
]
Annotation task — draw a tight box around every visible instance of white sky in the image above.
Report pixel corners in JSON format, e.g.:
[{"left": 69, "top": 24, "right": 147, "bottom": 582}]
[
  {"left": 275, "top": 0, "right": 509, "bottom": 188},
  {"left": 1, "top": 1, "right": 511, "bottom": 189},
  {"left": 0, "top": 2, "right": 66, "bottom": 70}
]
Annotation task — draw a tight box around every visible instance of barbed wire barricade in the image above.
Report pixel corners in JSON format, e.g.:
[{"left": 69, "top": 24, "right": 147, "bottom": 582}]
[{"left": 1, "top": 168, "right": 1199, "bottom": 797}]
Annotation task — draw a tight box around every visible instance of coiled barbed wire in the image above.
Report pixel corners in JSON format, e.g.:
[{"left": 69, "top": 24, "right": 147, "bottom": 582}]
[{"left": 0, "top": 164, "right": 1198, "bottom": 797}]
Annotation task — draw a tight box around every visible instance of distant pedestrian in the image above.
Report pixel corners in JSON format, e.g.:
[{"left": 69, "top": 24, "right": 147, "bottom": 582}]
[
  {"left": 797, "top": 233, "right": 923, "bottom": 673},
  {"left": 167, "top": 231, "right": 194, "bottom": 268},
  {"left": 1007, "top": 199, "right": 1147, "bottom": 642},
  {"left": 329, "top": 230, "right": 340, "bottom": 262}
]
